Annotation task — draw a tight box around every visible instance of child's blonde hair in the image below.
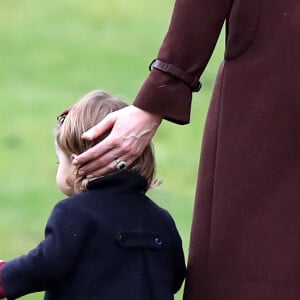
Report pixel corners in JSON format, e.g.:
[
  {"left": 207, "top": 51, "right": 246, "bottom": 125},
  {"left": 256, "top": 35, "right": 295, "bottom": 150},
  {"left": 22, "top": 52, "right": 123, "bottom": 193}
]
[{"left": 55, "top": 90, "right": 157, "bottom": 194}]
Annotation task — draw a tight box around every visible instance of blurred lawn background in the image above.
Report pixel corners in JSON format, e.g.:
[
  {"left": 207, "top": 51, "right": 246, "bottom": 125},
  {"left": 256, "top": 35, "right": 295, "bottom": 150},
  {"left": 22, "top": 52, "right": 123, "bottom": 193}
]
[{"left": 0, "top": 0, "right": 224, "bottom": 299}]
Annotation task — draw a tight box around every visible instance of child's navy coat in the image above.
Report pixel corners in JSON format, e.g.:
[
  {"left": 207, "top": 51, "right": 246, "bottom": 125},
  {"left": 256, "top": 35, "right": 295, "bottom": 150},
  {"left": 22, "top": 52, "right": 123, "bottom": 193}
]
[{"left": 1, "top": 171, "right": 185, "bottom": 300}]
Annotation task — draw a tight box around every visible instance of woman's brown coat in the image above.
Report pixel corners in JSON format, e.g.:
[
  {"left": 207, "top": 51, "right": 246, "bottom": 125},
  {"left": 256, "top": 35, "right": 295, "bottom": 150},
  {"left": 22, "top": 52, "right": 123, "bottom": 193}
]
[{"left": 134, "top": 0, "right": 300, "bottom": 299}]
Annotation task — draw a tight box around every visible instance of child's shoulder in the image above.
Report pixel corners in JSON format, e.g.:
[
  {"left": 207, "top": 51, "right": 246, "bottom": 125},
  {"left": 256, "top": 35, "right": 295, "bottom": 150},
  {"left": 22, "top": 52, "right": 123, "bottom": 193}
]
[
  {"left": 52, "top": 192, "right": 90, "bottom": 214},
  {"left": 144, "top": 196, "right": 179, "bottom": 229}
]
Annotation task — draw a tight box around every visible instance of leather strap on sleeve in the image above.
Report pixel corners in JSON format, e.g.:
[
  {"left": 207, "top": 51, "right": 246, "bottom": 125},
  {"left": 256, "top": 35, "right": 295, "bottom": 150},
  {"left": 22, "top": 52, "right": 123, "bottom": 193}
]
[{"left": 149, "top": 59, "right": 202, "bottom": 92}]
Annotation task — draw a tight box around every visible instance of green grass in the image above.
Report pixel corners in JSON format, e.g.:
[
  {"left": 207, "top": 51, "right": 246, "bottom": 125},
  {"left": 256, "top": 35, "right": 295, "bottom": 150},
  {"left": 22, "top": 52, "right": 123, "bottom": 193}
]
[{"left": 0, "top": 1, "right": 224, "bottom": 299}]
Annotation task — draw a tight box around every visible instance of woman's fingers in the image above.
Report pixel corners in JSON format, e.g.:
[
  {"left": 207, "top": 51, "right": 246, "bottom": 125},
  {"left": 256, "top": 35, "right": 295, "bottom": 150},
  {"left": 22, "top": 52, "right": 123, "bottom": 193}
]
[
  {"left": 72, "top": 111, "right": 121, "bottom": 167},
  {"left": 73, "top": 136, "right": 113, "bottom": 168},
  {"left": 76, "top": 127, "right": 151, "bottom": 177},
  {"left": 73, "top": 105, "right": 162, "bottom": 177},
  {"left": 81, "top": 111, "right": 117, "bottom": 141},
  {"left": 83, "top": 155, "right": 137, "bottom": 179},
  {"left": 80, "top": 134, "right": 147, "bottom": 178}
]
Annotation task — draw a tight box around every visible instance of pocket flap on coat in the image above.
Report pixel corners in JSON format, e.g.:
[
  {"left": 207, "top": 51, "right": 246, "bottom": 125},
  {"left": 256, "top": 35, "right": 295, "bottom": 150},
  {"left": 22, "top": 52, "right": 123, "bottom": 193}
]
[{"left": 115, "top": 231, "right": 164, "bottom": 250}]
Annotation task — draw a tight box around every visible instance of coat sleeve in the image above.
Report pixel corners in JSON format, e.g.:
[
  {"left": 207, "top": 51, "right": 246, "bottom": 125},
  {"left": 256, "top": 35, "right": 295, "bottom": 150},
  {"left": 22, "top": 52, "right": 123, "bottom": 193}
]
[
  {"left": 134, "top": 0, "right": 233, "bottom": 124},
  {"left": 1, "top": 200, "right": 93, "bottom": 300}
]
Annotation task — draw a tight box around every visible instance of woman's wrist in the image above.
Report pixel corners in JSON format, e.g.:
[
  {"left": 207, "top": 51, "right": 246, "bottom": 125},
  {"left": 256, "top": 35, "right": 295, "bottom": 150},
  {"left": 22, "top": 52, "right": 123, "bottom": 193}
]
[{"left": 132, "top": 105, "right": 163, "bottom": 123}]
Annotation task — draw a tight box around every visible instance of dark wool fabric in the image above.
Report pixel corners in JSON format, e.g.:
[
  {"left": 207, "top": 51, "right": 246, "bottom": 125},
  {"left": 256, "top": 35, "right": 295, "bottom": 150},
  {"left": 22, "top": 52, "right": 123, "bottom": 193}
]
[
  {"left": 134, "top": 0, "right": 300, "bottom": 299},
  {"left": 1, "top": 172, "right": 185, "bottom": 300}
]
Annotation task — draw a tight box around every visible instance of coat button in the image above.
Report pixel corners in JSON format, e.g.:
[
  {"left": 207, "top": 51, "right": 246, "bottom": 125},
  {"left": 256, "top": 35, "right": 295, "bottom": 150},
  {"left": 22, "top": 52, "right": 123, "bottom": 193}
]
[
  {"left": 118, "top": 234, "right": 126, "bottom": 243},
  {"left": 154, "top": 237, "right": 163, "bottom": 246}
]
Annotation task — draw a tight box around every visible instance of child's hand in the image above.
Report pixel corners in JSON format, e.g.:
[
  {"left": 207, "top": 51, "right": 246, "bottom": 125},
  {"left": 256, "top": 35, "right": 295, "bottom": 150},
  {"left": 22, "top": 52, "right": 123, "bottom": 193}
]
[{"left": 0, "top": 261, "right": 6, "bottom": 300}]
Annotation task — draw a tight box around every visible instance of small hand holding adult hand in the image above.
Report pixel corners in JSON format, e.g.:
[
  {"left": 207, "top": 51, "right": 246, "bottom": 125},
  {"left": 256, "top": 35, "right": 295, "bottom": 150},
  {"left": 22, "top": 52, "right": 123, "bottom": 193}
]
[{"left": 73, "top": 105, "right": 162, "bottom": 178}]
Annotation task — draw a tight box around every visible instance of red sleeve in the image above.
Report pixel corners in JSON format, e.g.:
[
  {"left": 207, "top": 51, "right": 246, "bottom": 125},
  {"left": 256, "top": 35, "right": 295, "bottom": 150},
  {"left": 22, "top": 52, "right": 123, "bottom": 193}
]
[{"left": 0, "top": 261, "right": 6, "bottom": 298}]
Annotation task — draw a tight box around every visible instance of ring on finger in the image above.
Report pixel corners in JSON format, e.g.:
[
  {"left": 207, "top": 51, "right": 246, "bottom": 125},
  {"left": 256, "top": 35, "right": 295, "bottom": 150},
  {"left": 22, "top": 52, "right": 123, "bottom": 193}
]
[{"left": 115, "top": 158, "right": 126, "bottom": 170}]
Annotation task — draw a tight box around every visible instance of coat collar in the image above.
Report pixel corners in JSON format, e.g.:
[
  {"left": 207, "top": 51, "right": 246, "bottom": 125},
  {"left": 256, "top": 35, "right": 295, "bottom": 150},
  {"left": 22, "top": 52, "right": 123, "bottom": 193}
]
[{"left": 86, "top": 171, "right": 148, "bottom": 193}]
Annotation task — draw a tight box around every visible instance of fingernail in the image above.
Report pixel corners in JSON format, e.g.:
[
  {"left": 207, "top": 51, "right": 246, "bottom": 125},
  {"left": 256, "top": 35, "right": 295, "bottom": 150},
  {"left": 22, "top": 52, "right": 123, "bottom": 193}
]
[
  {"left": 73, "top": 158, "right": 79, "bottom": 165},
  {"left": 86, "top": 174, "right": 94, "bottom": 179},
  {"left": 81, "top": 129, "right": 93, "bottom": 140}
]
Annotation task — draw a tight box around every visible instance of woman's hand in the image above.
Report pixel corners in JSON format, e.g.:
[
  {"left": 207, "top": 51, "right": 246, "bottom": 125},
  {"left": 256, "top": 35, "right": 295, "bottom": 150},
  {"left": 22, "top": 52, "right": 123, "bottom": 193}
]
[{"left": 73, "top": 105, "right": 162, "bottom": 178}]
